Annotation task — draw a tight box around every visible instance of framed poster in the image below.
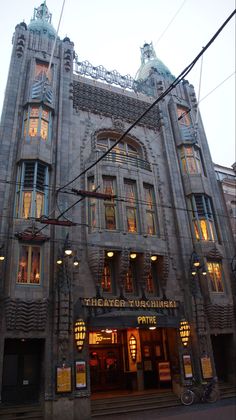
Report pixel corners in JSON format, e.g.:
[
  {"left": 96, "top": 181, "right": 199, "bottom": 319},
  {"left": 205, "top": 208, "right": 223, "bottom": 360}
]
[
  {"left": 183, "top": 355, "right": 193, "bottom": 379},
  {"left": 75, "top": 360, "right": 86, "bottom": 389},
  {"left": 56, "top": 365, "right": 72, "bottom": 393},
  {"left": 201, "top": 356, "right": 213, "bottom": 379},
  {"left": 158, "top": 361, "right": 171, "bottom": 381}
]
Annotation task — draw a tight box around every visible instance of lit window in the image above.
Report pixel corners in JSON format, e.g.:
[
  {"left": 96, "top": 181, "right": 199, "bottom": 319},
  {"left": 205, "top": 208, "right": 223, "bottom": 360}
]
[
  {"left": 124, "top": 180, "right": 138, "bottom": 233},
  {"left": 23, "top": 105, "right": 50, "bottom": 141},
  {"left": 207, "top": 261, "right": 224, "bottom": 292},
  {"left": 125, "top": 260, "right": 136, "bottom": 293},
  {"left": 146, "top": 260, "right": 160, "bottom": 296},
  {"left": 88, "top": 177, "right": 96, "bottom": 230},
  {"left": 17, "top": 244, "right": 41, "bottom": 284},
  {"left": 144, "top": 184, "right": 156, "bottom": 235},
  {"left": 103, "top": 177, "right": 117, "bottom": 230},
  {"left": 15, "top": 161, "right": 49, "bottom": 219},
  {"left": 101, "top": 259, "right": 113, "bottom": 293},
  {"left": 190, "top": 195, "right": 216, "bottom": 241},
  {"left": 180, "top": 145, "right": 204, "bottom": 175}
]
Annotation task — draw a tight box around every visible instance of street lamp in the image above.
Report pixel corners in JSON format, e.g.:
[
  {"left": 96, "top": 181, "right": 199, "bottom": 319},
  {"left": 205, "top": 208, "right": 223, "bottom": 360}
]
[{"left": 0, "top": 245, "right": 5, "bottom": 262}]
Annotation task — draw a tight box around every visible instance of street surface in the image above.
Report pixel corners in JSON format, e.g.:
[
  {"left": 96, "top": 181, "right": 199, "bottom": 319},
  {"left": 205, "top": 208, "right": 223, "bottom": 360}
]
[{"left": 95, "top": 397, "right": 236, "bottom": 420}]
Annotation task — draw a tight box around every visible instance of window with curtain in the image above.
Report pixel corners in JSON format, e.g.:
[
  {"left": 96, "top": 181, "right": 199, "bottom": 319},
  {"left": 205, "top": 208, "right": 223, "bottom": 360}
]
[
  {"left": 180, "top": 145, "right": 204, "bottom": 175},
  {"left": 23, "top": 105, "right": 51, "bottom": 141},
  {"left": 17, "top": 244, "right": 41, "bottom": 285},
  {"left": 190, "top": 195, "right": 216, "bottom": 241},
  {"left": 207, "top": 261, "right": 224, "bottom": 292},
  {"left": 124, "top": 180, "right": 138, "bottom": 233},
  {"left": 103, "top": 177, "right": 117, "bottom": 230},
  {"left": 143, "top": 184, "right": 156, "bottom": 235},
  {"left": 15, "top": 161, "right": 49, "bottom": 219}
]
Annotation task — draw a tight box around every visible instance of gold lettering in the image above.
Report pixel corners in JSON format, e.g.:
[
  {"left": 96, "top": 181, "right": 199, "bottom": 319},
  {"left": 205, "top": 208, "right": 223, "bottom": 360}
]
[
  {"left": 128, "top": 300, "right": 134, "bottom": 307},
  {"left": 97, "top": 299, "right": 103, "bottom": 306},
  {"left": 103, "top": 299, "right": 109, "bottom": 306},
  {"left": 140, "top": 300, "right": 146, "bottom": 308},
  {"left": 114, "top": 299, "right": 120, "bottom": 307},
  {"left": 83, "top": 298, "right": 90, "bottom": 306},
  {"left": 120, "top": 300, "right": 125, "bottom": 307},
  {"left": 164, "top": 301, "right": 169, "bottom": 308}
]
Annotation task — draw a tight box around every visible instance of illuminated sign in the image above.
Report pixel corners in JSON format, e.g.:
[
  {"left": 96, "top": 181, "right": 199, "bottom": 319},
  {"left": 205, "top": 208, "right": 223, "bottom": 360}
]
[
  {"left": 137, "top": 316, "right": 157, "bottom": 325},
  {"left": 82, "top": 298, "right": 177, "bottom": 309},
  {"left": 89, "top": 331, "right": 118, "bottom": 345}
]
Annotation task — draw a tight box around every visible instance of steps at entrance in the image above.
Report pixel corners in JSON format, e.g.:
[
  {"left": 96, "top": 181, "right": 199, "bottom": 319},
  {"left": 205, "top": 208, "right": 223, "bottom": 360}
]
[
  {"left": 219, "top": 381, "right": 236, "bottom": 399},
  {"left": 91, "top": 390, "right": 181, "bottom": 417},
  {"left": 0, "top": 404, "right": 43, "bottom": 420}
]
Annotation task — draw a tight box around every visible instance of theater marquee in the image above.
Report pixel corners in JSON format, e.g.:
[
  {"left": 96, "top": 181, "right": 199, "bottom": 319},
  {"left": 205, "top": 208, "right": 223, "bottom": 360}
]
[{"left": 82, "top": 298, "right": 177, "bottom": 309}]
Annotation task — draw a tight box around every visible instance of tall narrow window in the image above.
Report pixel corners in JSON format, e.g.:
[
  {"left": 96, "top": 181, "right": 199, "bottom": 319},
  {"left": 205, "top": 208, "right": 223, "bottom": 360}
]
[
  {"left": 15, "top": 161, "right": 49, "bottom": 219},
  {"left": 103, "top": 177, "right": 117, "bottom": 230},
  {"left": 17, "top": 244, "right": 41, "bottom": 284},
  {"left": 146, "top": 262, "right": 160, "bottom": 295},
  {"left": 88, "top": 177, "right": 96, "bottom": 230},
  {"left": 207, "top": 261, "right": 224, "bottom": 292},
  {"left": 144, "top": 184, "right": 156, "bottom": 235},
  {"left": 180, "top": 145, "right": 204, "bottom": 175},
  {"left": 101, "top": 258, "right": 114, "bottom": 293},
  {"left": 125, "top": 260, "right": 137, "bottom": 294},
  {"left": 190, "top": 195, "right": 216, "bottom": 241},
  {"left": 124, "top": 180, "right": 138, "bottom": 233},
  {"left": 23, "top": 105, "right": 50, "bottom": 141}
]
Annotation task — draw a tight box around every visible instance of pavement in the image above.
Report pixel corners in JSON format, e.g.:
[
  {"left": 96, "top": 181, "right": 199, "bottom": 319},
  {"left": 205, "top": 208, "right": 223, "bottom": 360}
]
[{"left": 95, "top": 397, "right": 236, "bottom": 420}]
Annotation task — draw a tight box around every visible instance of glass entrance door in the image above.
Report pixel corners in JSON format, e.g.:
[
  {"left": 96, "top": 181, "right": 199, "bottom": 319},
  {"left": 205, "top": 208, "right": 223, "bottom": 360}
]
[{"left": 90, "top": 346, "right": 123, "bottom": 391}]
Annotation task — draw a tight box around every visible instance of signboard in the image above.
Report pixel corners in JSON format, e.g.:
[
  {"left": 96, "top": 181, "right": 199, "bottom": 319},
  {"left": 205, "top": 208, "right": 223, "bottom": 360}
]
[
  {"left": 75, "top": 361, "right": 86, "bottom": 389},
  {"left": 82, "top": 297, "right": 177, "bottom": 309},
  {"left": 56, "top": 366, "right": 72, "bottom": 393},
  {"left": 89, "top": 331, "right": 118, "bottom": 345},
  {"left": 201, "top": 356, "right": 213, "bottom": 379},
  {"left": 137, "top": 316, "right": 157, "bottom": 326},
  {"left": 183, "top": 354, "right": 193, "bottom": 379},
  {"left": 158, "top": 361, "right": 171, "bottom": 382}
]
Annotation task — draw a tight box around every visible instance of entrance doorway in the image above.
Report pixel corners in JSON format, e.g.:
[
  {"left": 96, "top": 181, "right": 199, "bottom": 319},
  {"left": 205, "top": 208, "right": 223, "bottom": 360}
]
[
  {"left": 90, "top": 346, "right": 124, "bottom": 392},
  {"left": 211, "top": 334, "right": 232, "bottom": 382},
  {"left": 2, "top": 339, "right": 44, "bottom": 404}
]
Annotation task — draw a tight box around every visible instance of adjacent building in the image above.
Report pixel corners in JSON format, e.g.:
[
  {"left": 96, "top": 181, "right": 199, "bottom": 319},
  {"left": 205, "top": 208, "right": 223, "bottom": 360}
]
[{"left": 0, "top": 4, "right": 235, "bottom": 419}]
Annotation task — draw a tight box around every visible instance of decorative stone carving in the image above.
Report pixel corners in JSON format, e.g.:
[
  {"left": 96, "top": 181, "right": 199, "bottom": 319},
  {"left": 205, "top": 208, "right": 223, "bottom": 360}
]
[
  {"left": 87, "top": 247, "right": 105, "bottom": 288},
  {"left": 205, "top": 303, "right": 234, "bottom": 329},
  {"left": 5, "top": 298, "right": 48, "bottom": 331}
]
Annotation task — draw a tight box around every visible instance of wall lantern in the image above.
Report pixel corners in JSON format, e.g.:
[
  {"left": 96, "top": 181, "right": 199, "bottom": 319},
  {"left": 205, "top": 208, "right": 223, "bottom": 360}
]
[
  {"left": 74, "top": 318, "right": 86, "bottom": 351},
  {"left": 150, "top": 255, "right": 157, "bottom": 262},
  {"left": 107, "top": 251, "right": 114, "bottom": 258},
  {"left": 179, "top": 319, "right": 191, "bottom": 347},
  {"left": 129, "top": 334, "right": 137, "bottom": 361},
  {"left": 130, "top": 253, "right": 137, "bottom": 259},
  {"left": 0, "top": 245, "right": 5, "bottom": 261},
  {"left": 64, "top": 233, "right": 73, "bottom": 256},
  {"left": 56, "top": 255, "right": 63, "bottom": 265}
]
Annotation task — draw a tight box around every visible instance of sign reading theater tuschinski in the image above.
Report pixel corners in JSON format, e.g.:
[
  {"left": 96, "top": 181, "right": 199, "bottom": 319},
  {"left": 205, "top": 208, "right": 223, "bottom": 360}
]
[{"left": 82, "top": 298, "right": 178, "bottom": 309}]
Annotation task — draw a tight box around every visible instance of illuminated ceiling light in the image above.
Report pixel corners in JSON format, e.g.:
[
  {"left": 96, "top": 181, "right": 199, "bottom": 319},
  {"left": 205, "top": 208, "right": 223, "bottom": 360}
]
[
  {"left": 105, "top": 329, "right": 113, "bottom": 334},
  {"left": 179, "top": 319, "right": 191, "bottom": 347},
  {"left": 56, "top": 256, "right": 63, "bottom": 265},
  {"left": 0, "top": 255, "right": 5, "bottom": 261},
  {"left": 151, "top": 255, "right": 157, "bottom": 262},
  {"left": 129, "top": 334, "right": 137, "bottom": 361},
  {"left": 149, "top": 326, "right": 156, "bottom": 330},
  {"left": 74, "top": 319, "right": 86, "bottom": 352},
  {"left": 130, "top": 253, "right": 137, "bottom": 259},
  {"left": 73, "top": 257, "right": 79, "bottom": 266},
  {"left": 107, "top": 251, "right": 114, "bottom": 258}
]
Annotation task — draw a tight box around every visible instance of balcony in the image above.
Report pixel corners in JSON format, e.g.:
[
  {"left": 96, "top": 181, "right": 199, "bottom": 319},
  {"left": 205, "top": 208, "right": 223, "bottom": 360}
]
[{"left": 87, "top": 151, "right": 151, "bottom": 171}]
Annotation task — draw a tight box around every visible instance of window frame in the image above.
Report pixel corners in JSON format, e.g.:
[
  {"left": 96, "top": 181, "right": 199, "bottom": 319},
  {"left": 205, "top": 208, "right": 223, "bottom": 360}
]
[
  {"left": 15, "top": 161, "right": 49, "bottom": 219},
  {"left": 180, "top": 144, "right": 204, "bottom": 175},
  {"left": 17, "top": 243, "right": 42, "bottom": 285},
  {"left": 23, "top": 105, "right": 51, "bottom": 141},
  {"left": 124, "top": 180, "right": 139, "bottom": 233},
  {"left": 143, "top": 183, "right": 157, "bottom": 235},
  {"left": 103, "top": 176, "right": 117, "bottom": 230},
  {"left": 190, "top": 195, "right": 216, "bottom": 241},
  {"left": 207, "top": 261, "right": 224, "bottom": 293}
]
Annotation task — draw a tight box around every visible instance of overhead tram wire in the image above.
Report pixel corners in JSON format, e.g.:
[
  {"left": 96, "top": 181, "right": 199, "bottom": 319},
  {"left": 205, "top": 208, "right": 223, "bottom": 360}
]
[
  {"left": 55, "top": 9, "right": 236, "bottom": 221},
  {"left": 155, "top": 0, "right": 188, "bottom": 46}
]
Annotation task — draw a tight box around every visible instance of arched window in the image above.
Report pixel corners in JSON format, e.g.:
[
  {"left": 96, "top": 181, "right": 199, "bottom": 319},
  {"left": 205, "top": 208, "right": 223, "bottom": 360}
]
[{"left": 96, "top": 135, "right": 151, "bottom": 171}]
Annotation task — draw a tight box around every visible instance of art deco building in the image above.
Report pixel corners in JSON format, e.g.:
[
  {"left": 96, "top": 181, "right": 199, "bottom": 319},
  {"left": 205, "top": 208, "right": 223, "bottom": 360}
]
[{"left": 0, "top": 3, "right": 235, "bottom": 419}]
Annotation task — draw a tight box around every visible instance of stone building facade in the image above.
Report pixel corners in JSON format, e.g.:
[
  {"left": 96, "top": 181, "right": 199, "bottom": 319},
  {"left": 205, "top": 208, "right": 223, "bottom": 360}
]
[{"left": 0, "top": 4, "right": 235, "bottom": 419}]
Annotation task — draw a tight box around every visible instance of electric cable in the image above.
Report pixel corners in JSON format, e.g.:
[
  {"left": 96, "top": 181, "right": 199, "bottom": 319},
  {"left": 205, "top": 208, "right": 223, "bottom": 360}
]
[{"left": 55, "top": 9, "right": 236, "bottom": 223}]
